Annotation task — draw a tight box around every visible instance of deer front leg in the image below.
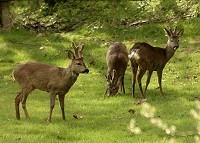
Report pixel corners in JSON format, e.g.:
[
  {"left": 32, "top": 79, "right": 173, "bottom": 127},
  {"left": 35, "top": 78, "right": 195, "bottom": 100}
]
[
  {"left": 58, "top": 94, "right": 66, "bottom": 121},
  {"left": 47, "top": 92, "right": 57, "bottom": 123},
  {"left": 15, "top": 91, "right": 23, "bottom": 120},
  {"left": 21, "top": 88, "right": 32, "bottom": 120},
  {"left": 157, "top": 70, "right": 164, "bottom": 96},
  {"left": 21, "top": 94, "right": 30, "bottom": 120}
]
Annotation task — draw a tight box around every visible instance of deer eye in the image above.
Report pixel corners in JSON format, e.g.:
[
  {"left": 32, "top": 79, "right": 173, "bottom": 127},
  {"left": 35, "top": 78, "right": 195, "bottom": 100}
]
[{"left": 77, "top": 63, "right": 82, "bottom": 66}]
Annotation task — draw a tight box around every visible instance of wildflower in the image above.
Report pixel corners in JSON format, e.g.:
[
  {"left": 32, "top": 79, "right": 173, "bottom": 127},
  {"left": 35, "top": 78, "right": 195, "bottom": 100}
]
[{"left": 128, "top": 119, "right": 142, "bottom": 135}]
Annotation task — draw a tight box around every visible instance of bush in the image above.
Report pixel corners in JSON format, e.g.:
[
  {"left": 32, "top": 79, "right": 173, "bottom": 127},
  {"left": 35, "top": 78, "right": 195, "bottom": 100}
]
[{"left": 10, "top": 0, "right": 200, "bottom": 32}]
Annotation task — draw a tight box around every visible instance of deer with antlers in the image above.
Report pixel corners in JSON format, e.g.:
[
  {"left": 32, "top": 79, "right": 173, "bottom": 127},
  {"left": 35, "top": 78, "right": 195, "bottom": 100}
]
[
  {"left": 105, "top": 42, "right": 129, "bottom": 96},
  {"left": 13, "top": 42, "right": 89, "bottom": 123},
  {"left": 129, "top": 27, "right": 184, "bottom": 99}
]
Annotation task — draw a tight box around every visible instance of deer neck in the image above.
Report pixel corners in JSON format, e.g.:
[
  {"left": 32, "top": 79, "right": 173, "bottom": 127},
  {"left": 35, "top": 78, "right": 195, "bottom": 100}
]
[
  {"left": 165, "top": 44, "right": 176, "bottom": 62},
  {"left": 69, "top": 66, "right": 79, "bottom": 78},
  {"left": 62, "top": 65, "right": 79, "bottom": 81}
]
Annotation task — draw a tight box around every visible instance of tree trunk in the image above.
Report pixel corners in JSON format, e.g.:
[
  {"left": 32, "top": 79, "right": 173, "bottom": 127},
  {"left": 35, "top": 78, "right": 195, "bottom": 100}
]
[
  {"left": 0, "top": 2, "right": 2, "bottom": 27},
  {"left": 1, "top": 1, "right": 12, "bottom": 29}
]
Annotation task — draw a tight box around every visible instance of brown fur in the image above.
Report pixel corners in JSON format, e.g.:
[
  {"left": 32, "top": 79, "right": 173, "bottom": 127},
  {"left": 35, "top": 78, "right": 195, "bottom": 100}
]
[
  {"left": 13, "top": 42, "right": 89, "bottom": 123},
  {"left": 129, "top": 27, "right": 184, "bottom": 99},
  {"left": 105, "top": 42, "right": 128, "bottom": 96}
]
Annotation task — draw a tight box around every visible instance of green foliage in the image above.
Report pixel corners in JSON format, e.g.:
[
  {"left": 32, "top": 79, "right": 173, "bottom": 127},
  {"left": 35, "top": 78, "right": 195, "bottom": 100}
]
[{"left": 10, "top": 0, "right": 200, "bottom": 32}]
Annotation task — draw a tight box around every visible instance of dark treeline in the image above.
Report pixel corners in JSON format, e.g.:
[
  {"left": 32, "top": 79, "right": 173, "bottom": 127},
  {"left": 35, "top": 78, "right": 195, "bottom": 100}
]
[{"left": 1, "top": 0, "right": 200, "bottom": 32}]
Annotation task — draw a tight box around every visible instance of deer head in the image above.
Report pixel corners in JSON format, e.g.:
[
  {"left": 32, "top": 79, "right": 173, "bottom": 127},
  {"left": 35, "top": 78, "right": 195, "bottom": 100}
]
[
  {"left": 164, "top": 27, "right": 184, "bottom": 55},
  {"left": 68, "top": 42, "right": 89, "bottom": 74},
  {"left": 105, "top": 69, "right": 122, "bottom": 96}
]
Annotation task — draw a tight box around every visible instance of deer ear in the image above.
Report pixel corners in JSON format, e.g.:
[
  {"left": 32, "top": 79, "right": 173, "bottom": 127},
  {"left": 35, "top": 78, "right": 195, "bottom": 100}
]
[
  {"left": 164, "top": 28, "right": 171, "bottom": 37},
  {"left": 68, "top": 50, "right": 75, "bottom": 60},
  {"left": 177, "top": 29, "right": 184, "bottom": 38}
]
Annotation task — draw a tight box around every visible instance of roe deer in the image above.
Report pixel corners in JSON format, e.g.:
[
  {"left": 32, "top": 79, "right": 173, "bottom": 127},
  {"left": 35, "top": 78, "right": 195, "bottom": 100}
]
[
  {"left": 13, "top": 42, "right": 89, "bottom": 123},
  {"left": 129, "top": 27, "right": 184, "bottom": 99},
  {"left": 105, "top": 42, "right": 128, "bottom": 96}
]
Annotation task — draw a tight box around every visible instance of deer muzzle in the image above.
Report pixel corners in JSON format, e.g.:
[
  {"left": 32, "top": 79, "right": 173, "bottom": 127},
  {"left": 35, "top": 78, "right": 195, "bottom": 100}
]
[
  {"left": 83, "top": 68, "right": 89, "bottom": 73},
  {"left": 173, "top": 46, "right": 179, "bottom": 51}
]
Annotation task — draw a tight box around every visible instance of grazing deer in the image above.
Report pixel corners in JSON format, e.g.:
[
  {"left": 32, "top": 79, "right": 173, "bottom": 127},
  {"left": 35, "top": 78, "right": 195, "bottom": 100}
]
[
  {"left": 13, "top": 42, "right": 89, "bottom": 123},
  {"left": 129, "top": 27, "right": 184, "bottom": 99},
  {"left": 105, "top": 42, "right": 129, "bottom": 96}
]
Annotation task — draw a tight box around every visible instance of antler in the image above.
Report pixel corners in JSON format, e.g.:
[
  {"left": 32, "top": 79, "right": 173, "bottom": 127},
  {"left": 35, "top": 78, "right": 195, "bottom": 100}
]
[
  {"left": 71, "top": 42, "right": 84, "bottom": 58},
  {"left": 173, "top": 26, "right": 177, "bottom": 34},
  {"left": 78, "top": 44, "right": 84, "bottom": 58},
  {"left": 165, "top": 26, "right": 179, "bottom": 37},
  {"left": 71, "top": 42, "right": 79, "bottom": 57},
  {"left": 169, "top": 28, "right": 173, "bottom": 35},
  {"left": 164, "top": 28, "right": 172, "bottom": 37}
]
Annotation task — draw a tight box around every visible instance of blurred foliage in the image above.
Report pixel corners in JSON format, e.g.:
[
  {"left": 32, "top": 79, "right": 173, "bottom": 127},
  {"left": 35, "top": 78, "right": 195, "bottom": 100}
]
[{"left": 10, "top": 0, "right": 200, "bottom": 32}]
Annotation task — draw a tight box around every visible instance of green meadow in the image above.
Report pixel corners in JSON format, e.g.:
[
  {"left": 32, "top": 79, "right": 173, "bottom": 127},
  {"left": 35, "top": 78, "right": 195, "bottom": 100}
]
[{"left": 0, "top": 18, "right": 199, "bottom": 143}]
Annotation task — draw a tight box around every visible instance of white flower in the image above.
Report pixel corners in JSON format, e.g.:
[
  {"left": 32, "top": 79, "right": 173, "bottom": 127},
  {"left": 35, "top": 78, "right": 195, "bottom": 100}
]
[
  {"left": 194, "top": 135, "right": 200, "bottom": 143},
  {"left": 128, "top": 119, "right": 142, "bottom": 135}
]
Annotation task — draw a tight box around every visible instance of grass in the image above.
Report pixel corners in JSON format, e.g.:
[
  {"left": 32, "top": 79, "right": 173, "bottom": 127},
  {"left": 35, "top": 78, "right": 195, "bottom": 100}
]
[{"left": 0, "top": 18, "right": 200, "bottom": 143}]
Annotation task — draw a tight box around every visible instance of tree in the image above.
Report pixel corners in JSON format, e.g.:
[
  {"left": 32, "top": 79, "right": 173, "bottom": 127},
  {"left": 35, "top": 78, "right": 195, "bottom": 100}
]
[{"left": 0, "top": 0, "right": 13, "bottom": 29}]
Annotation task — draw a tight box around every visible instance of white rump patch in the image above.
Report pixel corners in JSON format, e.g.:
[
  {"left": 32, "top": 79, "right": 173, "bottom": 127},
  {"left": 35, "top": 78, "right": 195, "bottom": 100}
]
[{"left": 128, "top": 50, "right": 140, "bottom": 60}]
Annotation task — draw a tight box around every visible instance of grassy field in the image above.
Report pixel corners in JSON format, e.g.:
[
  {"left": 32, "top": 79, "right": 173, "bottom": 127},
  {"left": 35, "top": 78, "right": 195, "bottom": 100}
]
[{"left": 0, "top": 18, "right": 200, "bottom": 143}]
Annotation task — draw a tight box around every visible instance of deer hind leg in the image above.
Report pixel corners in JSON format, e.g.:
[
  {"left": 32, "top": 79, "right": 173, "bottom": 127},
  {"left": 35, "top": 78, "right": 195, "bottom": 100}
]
[
  {"left": 21, "top": 87, "right": 33, "bottom": 120},
  {"left": 144, "top": 70, "right": 153, "bottom": 95},
  {"left": 137, "top": 67, "right": 147, "bottom": 99},
  {"left": 157, "top": 69, "right": 164, "bottom": 96},
  {"left": 130, "top": 60, "right": 138, "bottom": 97},
  {"left": 15, "top": 91, "right": 23, "bottom": 120},
  {"left": 58, "top": 95, "right": 65, "bottom": 121}
]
